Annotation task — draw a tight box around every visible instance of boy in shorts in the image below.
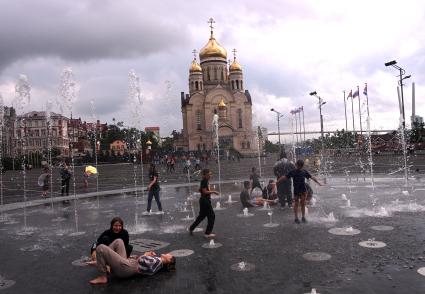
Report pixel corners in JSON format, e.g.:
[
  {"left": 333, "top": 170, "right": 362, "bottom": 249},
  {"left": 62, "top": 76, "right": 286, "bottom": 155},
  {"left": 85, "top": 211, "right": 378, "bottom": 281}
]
[{"left": 277, "top": 159, "right": 322, "bottom": 224}]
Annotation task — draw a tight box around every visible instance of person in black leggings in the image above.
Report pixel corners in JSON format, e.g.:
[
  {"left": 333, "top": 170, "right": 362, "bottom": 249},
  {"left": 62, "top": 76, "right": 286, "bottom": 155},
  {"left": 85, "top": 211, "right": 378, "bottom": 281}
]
[{"left": 189, "top": 169, "right": 219, "bottom": 238}]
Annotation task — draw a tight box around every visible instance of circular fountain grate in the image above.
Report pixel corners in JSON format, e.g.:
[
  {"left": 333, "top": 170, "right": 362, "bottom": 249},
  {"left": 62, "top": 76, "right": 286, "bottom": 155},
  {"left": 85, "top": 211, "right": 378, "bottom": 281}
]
[
  {"left": 169, "top": 249, "right": 194, "bottom": 257},
  {"left": 417, "top": 267, "right": 425, "bottom": 277},
  {"left": 0, "top": 278, "right": 16, "bottom": 290},
  {"left": 51, "top": 217, "right": 67, "bottom": 222},
  {"left": 72, "top": 256, "right": 91, "bottom": 267},
  {"left": 358, "top": 240, "right": 386, "bottom": 248},
  {"left": 230, "top": 261, "right": 255, "bottom": 272},
  {"left": 302, "top": 252, "right": 332, "bottom": 261},
  {"left": 263, "top": 223, "right": 279, "bottom": 228},
  {"left": 202, "top": 241, "right": 222, "bottom": 249},
  {"left": 69, "top": 231, "right": 86, "bottom": 237},
  {"left": 370, "top": 225, "right": 394, "bottom": 231},
  {"left": 328, "top": 227, "right": 361, "bottom": 236},
  {"left": 237, "top": 213, "right": 254, "bottom": 218}
]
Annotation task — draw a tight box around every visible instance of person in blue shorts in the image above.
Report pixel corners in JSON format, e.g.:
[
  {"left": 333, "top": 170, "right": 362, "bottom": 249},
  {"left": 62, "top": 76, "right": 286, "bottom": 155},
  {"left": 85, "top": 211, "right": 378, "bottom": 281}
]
[{"left": 277, "top": 159, "right": 322, "bottom": 224}]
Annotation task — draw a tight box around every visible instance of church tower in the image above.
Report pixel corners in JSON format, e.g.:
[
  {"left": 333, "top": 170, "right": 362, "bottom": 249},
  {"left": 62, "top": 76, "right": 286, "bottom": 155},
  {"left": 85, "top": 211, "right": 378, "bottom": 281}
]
[{"left": 179, "top": 18, "right": 255, "bottom": 155}]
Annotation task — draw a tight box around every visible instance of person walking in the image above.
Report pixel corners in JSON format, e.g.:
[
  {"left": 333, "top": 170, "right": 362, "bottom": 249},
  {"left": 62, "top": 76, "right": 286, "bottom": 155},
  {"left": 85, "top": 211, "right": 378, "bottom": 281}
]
[
  {"left": 146, "top": 163, "right": 163, "bottom": 214},
  {"left": 189, "top": 169, "right": 219, "bottom": 238},
  {"left": 273, "top": 152, "right": 295, "bottom": 208},
  {"left": 40, "top": 166, "right": 50, "bottom": 198},
  {"left": 277, "top": 159, "right": 322, "bottom": 223},
  {"left": 60, "top": 162, "right": 72, "bottom": 202}
]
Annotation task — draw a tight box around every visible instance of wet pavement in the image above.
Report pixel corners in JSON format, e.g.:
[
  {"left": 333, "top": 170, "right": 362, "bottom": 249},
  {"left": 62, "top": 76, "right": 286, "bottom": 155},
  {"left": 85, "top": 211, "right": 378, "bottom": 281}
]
[{"left": 1, "top": 176, "right": 425, "bottom": 293}]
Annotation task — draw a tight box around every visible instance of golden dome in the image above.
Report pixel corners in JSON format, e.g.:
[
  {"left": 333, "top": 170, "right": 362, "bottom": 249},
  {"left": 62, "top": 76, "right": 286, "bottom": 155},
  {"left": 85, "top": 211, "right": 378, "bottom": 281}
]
[
  {"left": 229, "top": 59, "right": 242, "bottom": 71},
  {"left": 189, "top": 59, "right": 202, "bottom": 73},
  {"left": 218, "top": 98, "right": 226, "bottom": 108},
  {"left": 199, "top": 36, "right": 227, "bottom": 60}
]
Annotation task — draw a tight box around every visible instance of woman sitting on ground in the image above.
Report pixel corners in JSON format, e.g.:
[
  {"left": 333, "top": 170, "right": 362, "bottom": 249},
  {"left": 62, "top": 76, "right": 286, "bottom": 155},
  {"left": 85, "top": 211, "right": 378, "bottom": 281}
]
[
  {"left": 90, "top": 217, "right": 132, "bottom": 261},
  {"left": 260, "top": 180, "right": 279, "bottom": 205},
  {"left": 88, "top": 239, "right": 176, "bottom": 285}
]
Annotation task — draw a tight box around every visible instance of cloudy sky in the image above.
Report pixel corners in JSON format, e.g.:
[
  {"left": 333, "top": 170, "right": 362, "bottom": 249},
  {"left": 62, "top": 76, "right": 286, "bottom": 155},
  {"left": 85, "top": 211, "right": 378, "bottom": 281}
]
[{"left": 0, "top": 0, "right": 424, "bottom": 142}]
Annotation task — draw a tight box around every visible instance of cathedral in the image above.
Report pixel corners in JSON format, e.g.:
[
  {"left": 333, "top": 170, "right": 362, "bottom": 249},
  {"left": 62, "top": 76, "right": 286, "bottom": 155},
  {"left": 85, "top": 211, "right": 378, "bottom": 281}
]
[{"left": 178, "top": 19, "right": 256, "bottom": 155}]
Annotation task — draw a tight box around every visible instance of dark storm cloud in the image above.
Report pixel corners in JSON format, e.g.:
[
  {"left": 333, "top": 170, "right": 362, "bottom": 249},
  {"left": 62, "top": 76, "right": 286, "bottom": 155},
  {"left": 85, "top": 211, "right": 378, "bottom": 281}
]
[{"left": 0, "top": 0, "right": 190, "bottom": 72}]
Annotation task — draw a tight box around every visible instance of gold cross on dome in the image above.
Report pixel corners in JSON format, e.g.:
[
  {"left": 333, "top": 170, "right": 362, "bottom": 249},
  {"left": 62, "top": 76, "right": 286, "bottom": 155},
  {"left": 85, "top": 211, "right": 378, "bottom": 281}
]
[
  {"left": 192, "top": 49, "right": 198, "bottom": 60},
  {"left": 208, "top": 18, "right": 215, "bottom": 37},
  {"left": 232, "top": 48, "right": 237, "bottom": 60}
]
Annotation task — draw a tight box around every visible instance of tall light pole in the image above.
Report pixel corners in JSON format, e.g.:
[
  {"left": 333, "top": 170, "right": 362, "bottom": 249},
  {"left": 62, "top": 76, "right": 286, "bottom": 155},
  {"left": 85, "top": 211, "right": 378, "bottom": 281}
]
[
  {"left": 385, "top": 60, "right": 411, "bottom": 184},
  {"left": 384, "top": 60, "right": 411, "bottom": 129},
  {"left": 310, "top": 91, "right": 327, "bottom": 182},
  {"left": 309, "top": 91, "right": 326, "bottom": 140},
  {"left": 270, "top": 108, "right": 284, "bottom": 152}
]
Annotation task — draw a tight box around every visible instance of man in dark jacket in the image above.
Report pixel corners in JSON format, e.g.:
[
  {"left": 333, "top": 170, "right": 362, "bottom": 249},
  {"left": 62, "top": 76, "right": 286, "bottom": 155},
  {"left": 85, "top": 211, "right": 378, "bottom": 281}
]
[{"left": 273, "top": 152, "right": 295, "bottom": 208}]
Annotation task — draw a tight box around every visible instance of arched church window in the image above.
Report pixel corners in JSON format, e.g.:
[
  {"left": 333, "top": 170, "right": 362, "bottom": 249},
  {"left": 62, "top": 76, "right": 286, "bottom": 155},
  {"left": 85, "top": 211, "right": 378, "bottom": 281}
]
[
  {"left": 207, "top": 68, "right": 210, "bottom": 80},
  {"left": 241, "top": 80, "right": 243, "bottom": 90},
  {"left": 195, "top": 81, "right": 199, "bottom": 90},
  {"left": 236, "top": 80, "right": 239, "bottom": 90},
  {"left": 221, "top": 70, "right": 224, "bottom": 80},
  {"left": 237, "top": 109, "right": 243, "bottom": 128},
  {"left": 247, "top": 141, "right": 250, "bottom": 149},
  {"left": 196, "top": 110, "right": 202, "bottom": 130},
  {"left": 232, "top": 80, "right": 235, "bottom": 90},
  {"left": 214, "top": 67, "right": 217, "bottom": 80},
  {"left": 242, "top": 142, "right": 245, "bottom": 149}
]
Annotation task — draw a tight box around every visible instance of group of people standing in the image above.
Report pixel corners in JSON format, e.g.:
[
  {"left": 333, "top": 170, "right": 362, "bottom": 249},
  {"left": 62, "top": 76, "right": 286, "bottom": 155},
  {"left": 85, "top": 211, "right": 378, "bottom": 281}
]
[{"left": 243, "top": 152, "right": 322, "bottom": 223}]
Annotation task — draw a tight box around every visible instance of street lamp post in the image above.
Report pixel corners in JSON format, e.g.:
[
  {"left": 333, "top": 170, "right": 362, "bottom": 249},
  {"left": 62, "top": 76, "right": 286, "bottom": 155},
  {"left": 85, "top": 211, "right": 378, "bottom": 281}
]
[
  {"left": 385, "top": 60, "right": 411, "bottom": 184},
  {"left": 309, "top": 91, "right": 327, "bottom": 140},
  {"left": 384, "top": 60, "right": 411, "bottom": 128},
  {"left": 310, "top": 91, "right": 327, "bottom": 182},
  {"left": 270, "top": 108, "right": 284, "bottom": 152}
]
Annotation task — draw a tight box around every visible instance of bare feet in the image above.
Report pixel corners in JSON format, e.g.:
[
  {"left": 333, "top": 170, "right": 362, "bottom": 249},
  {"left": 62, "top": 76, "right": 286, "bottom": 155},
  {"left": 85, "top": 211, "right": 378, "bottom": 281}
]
[{"left": 89, "top": 275, "right": 107, "bottom": 285}]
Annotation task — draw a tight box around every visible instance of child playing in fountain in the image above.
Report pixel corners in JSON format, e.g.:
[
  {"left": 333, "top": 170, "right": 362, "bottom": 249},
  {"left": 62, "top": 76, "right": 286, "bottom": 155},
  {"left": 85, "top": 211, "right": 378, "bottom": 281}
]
[
  {"left": 189, "top": 169, "right": 219, "bottom": 238},
  {"left": 276, "top": 159, "right": 322, "bottom": 224}
]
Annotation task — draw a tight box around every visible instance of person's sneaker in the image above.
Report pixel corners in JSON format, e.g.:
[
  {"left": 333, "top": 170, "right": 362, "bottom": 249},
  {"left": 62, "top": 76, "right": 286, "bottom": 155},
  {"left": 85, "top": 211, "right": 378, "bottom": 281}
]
[
  {"left": 204, "top": 233, "right": 216, "bottom": 238},
  {"left": 288, "top": 205, "right": 293, "bottom": 209},
  {"left": 142, "top": 210, "right": 151, "bottom": 215},
  {"left": 294, "top": 218, "right": 301, "bottom": 224},
  {"left": 157, "top": 211, "right": 165, "bottom": 215},
  {"left": 302, "top": 217, "right": 307, "bottom": 223}
]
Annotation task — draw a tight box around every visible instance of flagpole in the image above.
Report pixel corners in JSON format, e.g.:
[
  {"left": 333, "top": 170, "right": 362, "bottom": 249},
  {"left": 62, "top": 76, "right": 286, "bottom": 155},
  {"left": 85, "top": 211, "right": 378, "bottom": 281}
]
[
  {"left": 357, "top": 85, "right": 363, "bottom": 135},
  {"left": 297, "top": 107, "right": 303, "bottom": 143},
  {"left": 302, "top": 107, "right": 306, "bottom": 143},
  {"left": 295, "top": 110, "right": 299, "bottom": 145},
  {"left": 350, "top": 90, "right": 356, "bottom": 133},
  {"left": 343, "top": 90, "right": 348, "bottom": 132},
  {"left": 343, "top": 90, "right": 348, "bottom": 147}
]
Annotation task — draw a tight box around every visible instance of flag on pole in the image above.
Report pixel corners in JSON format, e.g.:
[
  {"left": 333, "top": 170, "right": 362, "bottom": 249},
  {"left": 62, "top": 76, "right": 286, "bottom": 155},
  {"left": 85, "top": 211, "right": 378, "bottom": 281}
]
[
  {"left": 363, "top": 83, "right": 368, "bottom": 96},
  {"left": 353, "top": 89, "right": 359, "bottom": 98},
  {"left": 347, "top": 90, "right": 352, "bottom": 99}
]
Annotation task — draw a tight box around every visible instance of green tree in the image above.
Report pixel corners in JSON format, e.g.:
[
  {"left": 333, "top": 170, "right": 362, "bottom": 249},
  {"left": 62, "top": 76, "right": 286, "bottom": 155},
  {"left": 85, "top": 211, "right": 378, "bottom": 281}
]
[{"left": 264, "top": 139, "right": 280, "bottom": 153}]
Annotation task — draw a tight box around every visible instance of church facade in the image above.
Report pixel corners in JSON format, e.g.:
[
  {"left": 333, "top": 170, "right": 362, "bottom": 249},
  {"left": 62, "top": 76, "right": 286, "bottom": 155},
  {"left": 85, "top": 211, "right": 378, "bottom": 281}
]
[{"left": 177, "top": 21, "right": 256, "bottom": 156}]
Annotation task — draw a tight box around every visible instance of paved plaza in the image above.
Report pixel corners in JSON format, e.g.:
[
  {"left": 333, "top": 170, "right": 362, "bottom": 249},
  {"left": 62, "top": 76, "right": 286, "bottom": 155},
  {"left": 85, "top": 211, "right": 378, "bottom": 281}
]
[{"left": 1, "top": 166, "right": 425, "bottom": 293}]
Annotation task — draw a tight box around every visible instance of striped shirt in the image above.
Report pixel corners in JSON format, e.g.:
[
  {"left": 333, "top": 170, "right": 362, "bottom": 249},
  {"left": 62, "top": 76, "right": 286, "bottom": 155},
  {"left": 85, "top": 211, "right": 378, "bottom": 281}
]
[{"left": 137, "top": 255, "right": 163, "bottom": 275}]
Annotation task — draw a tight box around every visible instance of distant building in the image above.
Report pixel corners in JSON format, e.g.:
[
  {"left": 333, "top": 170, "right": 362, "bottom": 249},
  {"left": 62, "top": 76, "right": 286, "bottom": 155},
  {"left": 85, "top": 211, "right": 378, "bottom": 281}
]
[
  {"left": 14, "top": 111, "right": 70, "bottom": 157},
  {"left": 1, "top": 106, "right": 17, "bottom": 157},
  {"left": 110, "top": 140, "right": 127, "bottom": 156}
]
